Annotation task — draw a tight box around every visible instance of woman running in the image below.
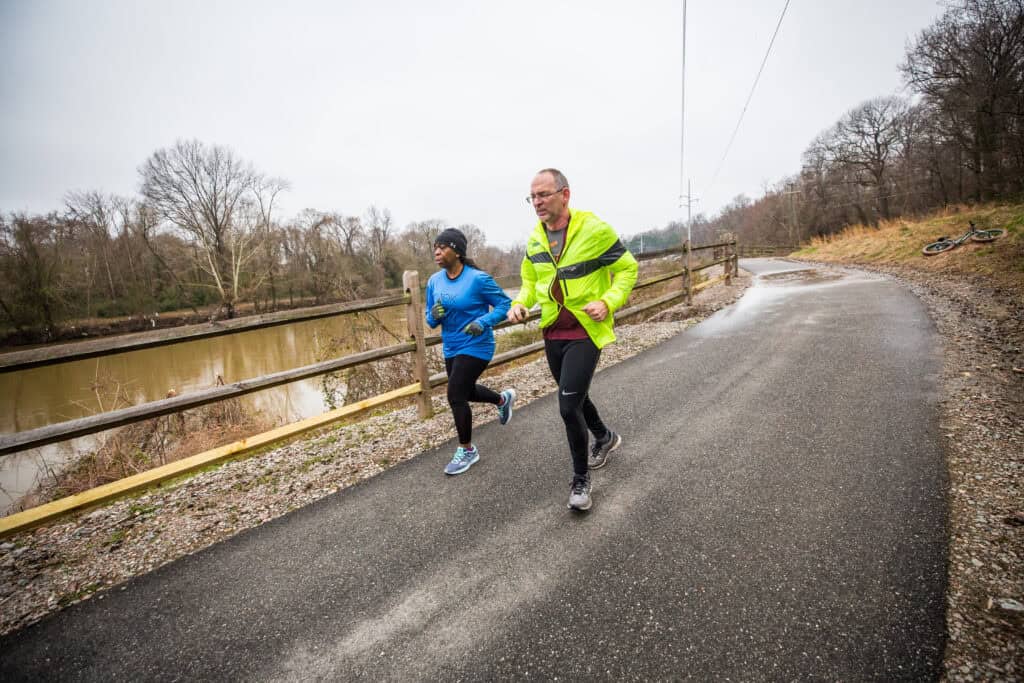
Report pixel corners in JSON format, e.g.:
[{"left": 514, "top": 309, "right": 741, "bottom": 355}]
[{"left": 425, "top": 227, "right": 516, "bottom": 475}]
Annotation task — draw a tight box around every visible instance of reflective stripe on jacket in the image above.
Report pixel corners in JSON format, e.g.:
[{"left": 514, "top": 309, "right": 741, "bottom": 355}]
[{"left": 512, "top": 209, "right": 638, "bottom": 349}]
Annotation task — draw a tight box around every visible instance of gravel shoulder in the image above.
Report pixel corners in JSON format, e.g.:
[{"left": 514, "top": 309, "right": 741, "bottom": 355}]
[{"left": 2, "top": 263, "right": 1020, "bottom": 681}]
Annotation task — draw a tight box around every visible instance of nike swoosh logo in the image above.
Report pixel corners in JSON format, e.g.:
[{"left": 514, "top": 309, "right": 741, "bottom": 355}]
[{"left": 561, "top": 390, "right": 578, "bottom": 396}]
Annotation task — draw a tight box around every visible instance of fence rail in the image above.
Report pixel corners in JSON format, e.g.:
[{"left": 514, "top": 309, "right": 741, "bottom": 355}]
[
  {"left": 0, "top": 238, "right": 739, "bottom": 537},
  {"left": 736, "top": 244, "right": 796, "bottom": 258},
  {"left": 0, "top": 293, "right": 409, "bottom": 374}
]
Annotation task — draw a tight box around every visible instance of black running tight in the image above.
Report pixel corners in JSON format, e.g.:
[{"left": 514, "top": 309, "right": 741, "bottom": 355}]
[
  {"left": 445, "top": 354, "right": 501, "bottom": 445},
  {"left": 544, "top": 338, "right": 610, "bottom": 476}
]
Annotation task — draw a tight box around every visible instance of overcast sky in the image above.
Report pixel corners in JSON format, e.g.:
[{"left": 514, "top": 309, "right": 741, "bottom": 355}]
[{"left": 1, "top": 0, "right": 946, "bottom": 247}]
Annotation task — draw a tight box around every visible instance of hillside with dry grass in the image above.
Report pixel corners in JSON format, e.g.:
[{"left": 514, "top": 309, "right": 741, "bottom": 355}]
[{"left": 791, "top": 204, "right": 1024, "bottom": 291}]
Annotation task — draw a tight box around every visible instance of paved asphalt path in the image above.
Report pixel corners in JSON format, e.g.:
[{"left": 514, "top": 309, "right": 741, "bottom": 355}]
[{"left": 0, "top": 259, "right": 948, "bottom": 681}]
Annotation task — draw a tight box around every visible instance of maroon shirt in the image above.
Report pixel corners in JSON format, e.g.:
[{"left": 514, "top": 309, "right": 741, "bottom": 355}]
[{"left": 543, "top": 223, "right": 589, "bottom": 341}]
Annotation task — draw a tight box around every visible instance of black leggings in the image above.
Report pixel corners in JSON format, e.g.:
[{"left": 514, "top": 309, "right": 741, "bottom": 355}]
[
  {"left": 445, "top": 355, "right": 501, "bottom": 445},
  {"left": 544, "top": 338, "right": 610, "bottom": 476}
]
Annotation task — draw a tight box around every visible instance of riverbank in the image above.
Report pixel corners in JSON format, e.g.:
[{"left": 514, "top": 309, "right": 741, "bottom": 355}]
[{"left": 0, "top": 294, "right": 353, "bottom": 349}]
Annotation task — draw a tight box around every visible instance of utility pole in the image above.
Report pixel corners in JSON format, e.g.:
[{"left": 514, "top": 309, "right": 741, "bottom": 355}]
[
  {"left": 681, "top": 179, "right": 700, "bottom": 238},
  {"left": 679, "top": 1, "right": 699, "bottom": 302},
  {"left": 680, "top": 179, "right": 699, "bottom": 304},
  {"left": 782, "top": 184, "right": 802, "bottom": 246}
]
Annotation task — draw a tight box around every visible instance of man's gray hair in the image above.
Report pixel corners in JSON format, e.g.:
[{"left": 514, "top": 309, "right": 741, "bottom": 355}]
[{"left": 537, "top": 168, "right": 569, "bottom": 190}]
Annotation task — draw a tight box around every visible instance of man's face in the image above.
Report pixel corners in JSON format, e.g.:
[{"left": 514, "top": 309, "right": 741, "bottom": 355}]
[{"left": 529, "top": 172, "right": 569, "bottom": 226}]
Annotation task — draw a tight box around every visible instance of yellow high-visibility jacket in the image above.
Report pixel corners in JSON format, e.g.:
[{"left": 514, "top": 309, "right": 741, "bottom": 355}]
[{"left": 512, "top": 209, "right": 638, "bottom": 349}]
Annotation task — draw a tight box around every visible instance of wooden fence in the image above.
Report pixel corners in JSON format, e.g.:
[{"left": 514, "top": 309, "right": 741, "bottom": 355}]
[
  {"left": 736, "top": 244, "right": 797, "bottom": 258},
  {"left": 0, "top": 239, "right": 737, "bottom": 536}
]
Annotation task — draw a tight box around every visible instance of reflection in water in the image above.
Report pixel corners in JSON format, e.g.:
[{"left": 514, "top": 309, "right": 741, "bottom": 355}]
[{"left": 0, "top": 307, "right": 408, "bottom": 509}]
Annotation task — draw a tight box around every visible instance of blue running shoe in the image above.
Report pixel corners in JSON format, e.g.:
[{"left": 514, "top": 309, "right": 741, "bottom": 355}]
[
  {"left": 444, "top": 446, "right": 479, "bottom": 475},
  {"left": 497, "top": 388, "right": 517, "bottom": 425}
]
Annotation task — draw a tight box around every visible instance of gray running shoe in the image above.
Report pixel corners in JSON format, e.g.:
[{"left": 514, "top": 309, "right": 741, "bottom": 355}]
[
  {"left": 588, "top": 431, "right": 622, "bottom": 470},
  {"left": 567, "top": 475, "right": 592, "bottom": 511}
]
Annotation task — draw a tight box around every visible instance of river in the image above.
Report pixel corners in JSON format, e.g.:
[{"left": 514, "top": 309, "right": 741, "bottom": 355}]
[{"left": 0, "top": 306, "right": 409, "bottom": 512}]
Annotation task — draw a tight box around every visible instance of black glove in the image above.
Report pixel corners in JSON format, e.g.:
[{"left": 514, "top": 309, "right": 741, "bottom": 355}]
[
  {"left": 463, "top": 321, "right": 484, "bottom": 336},
  {"left": 431, "top": 302, "right": 446, "bottom": 320}
]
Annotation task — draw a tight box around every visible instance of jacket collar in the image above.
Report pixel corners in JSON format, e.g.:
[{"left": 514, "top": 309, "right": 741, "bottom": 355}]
[{"left": 532, "top": 209, "right": 579, "bottom": 253}]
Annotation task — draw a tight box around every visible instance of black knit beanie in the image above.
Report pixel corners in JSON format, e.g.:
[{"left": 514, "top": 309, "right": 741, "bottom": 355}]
[{"left": 434, "top": 228, "right": 467, "bottom": 259}]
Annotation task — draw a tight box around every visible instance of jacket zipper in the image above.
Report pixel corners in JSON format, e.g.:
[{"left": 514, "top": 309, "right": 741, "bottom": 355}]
[{"left": 546, "top": 216, "right": 574, "bottom": 309}]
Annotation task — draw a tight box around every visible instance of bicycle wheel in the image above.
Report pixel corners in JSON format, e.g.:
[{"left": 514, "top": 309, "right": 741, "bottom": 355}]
[
  {"left": 923, "top": 240, "right": 955, "bottom": 255},
  {"left": 970, "top": 229, "right": 1005, "bottom": 243}
]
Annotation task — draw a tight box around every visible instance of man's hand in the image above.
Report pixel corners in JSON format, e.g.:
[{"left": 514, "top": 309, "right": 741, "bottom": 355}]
[
  {"left": 463, "top": 321, "right": 484, "bottom": 336},
  {"left": 430, "top": 302, "right": 446, "bottom": 320},
  {"left": 507, "top": 303, "right": 529, "bottom": 323},
  {"left": 582, "top": 300, "right": 609, "bottom": 321}
]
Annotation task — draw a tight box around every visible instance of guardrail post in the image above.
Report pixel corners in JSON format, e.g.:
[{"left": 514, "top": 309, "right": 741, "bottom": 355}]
[
  {"left": 403, "top": 270, "right": 434, "bottom": 419},
  {"left": 684, "top": 239, "right": 693, "bottom": 304}
]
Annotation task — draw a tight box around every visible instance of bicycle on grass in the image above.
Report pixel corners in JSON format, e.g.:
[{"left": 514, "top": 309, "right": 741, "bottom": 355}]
[{"left": 922, "top": 221, "right": 1006, "bottom": 256}]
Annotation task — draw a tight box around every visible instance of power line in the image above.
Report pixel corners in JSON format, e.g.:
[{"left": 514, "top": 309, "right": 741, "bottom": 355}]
[{"left": 702, "top": 0, "right": 791, "bottom": 201}]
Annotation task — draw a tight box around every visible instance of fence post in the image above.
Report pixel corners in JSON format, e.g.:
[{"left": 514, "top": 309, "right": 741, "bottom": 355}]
[
  {"left": 684, "top": 239, "right": 693, "bottom": 304},
  {"left": 403, "top": 270, "right": 434, "bottom": 419},
  {"left": 730, "top": 239, "right": 738, "bottom": 282}
]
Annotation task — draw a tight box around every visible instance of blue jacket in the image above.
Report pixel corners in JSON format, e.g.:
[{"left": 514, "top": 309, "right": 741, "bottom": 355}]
[{"left": 425, "top": 266, "right": 511, "bottom": 360}]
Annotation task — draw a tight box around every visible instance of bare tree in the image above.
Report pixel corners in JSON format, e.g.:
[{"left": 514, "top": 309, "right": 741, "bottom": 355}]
[
  {"left": 133, "top": 202, "right": 201, "bottom": 315},
  {"left": 64, "top": 191, "right": 121, "bottom": 303},
  {"left": 326, "top": 213, "right": 363, "bottom": 257},
  {"left": 292, "top": 209, "right": 340, "bottom": 303},
  {"left": 364, "top": 205, "right": 393, "bottom": 265},
  {"left": 902, "top": 0, "right": 1024, "bottom": 200},
  {"left": 813, "top": 97, "right": 909, "bottom": 221},
  {"left": 401, "top": 219, "right": 445, "bottom": 257},
  {"left": 250, "top": 175, "right": 289, "bottom": 310},
  {"left": 0, "top": 213, "right": 75, "bottom": 336},
  {"left": 140, "top": 140, "right": 283, "bottom": 318}
]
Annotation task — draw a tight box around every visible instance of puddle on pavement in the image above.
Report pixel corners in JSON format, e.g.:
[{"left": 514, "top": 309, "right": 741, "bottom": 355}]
[
  {"left": 690, "top": 266, "right": 873, "bottom": 337},
  {"left": 758, "top": 269, "right": 844, "bottom": 285}
]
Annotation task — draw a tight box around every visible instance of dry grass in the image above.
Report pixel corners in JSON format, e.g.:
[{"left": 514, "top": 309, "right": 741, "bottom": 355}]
[
  {"left": 792, "top": 203, "right": 1024, "bottom": 289},
  {"left": 17, "top": 399, "right": 272, "bottom": 510}
]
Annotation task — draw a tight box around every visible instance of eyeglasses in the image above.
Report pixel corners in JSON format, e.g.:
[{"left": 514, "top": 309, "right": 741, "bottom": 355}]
[{"left": 525, "top": 188, "right": 566, "bottom": 204}]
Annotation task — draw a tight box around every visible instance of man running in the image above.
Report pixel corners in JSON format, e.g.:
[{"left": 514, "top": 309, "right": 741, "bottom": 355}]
[{"left": 507, "top": 168, "right": 638, "bottom": 511}]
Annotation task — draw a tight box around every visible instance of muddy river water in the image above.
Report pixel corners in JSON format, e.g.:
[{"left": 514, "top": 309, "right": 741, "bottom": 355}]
[{"left": 0, "top": 307, "right": 409, "bottom": 510}]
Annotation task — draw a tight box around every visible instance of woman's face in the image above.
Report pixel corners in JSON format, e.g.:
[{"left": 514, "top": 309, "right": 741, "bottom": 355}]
[{"left": 434, "top": 243, "right": 459, "bottom": 269}]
